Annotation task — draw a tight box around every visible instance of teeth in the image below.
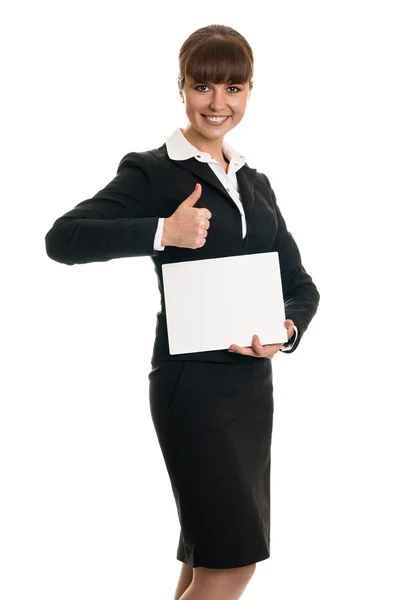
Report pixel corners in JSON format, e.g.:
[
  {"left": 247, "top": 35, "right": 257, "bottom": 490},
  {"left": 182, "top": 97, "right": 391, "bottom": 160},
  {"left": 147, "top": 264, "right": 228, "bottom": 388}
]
[{"left": 204, "top": 116, "right": 228, "bottom": 122}]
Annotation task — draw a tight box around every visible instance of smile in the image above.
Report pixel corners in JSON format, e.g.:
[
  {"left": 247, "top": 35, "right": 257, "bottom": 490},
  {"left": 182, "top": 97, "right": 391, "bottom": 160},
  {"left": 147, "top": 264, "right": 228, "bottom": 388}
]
[{"left": 202, "top": 115, "right": 230, "bottom": 125}]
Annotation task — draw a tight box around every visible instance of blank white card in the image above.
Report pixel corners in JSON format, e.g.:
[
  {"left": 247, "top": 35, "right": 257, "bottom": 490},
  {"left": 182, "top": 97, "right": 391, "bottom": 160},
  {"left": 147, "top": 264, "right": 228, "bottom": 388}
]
[{"left": 162, "top": 251, "right": 288, "bottom": 356}]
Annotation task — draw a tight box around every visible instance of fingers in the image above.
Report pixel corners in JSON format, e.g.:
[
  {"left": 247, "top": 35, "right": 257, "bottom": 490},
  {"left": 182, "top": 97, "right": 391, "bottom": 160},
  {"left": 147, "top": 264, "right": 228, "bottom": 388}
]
[
  {"left": 229, "top": 323, "right": 294, "bottom": 358},
  {"left": 229, "top": 335, "right": 280, "bottom": 359},
  {"left": 252, "top": 335, "right": 278, "bottom": 357},
  {"left": 251, "top": 334, "right": 265, "bottom": 357}
]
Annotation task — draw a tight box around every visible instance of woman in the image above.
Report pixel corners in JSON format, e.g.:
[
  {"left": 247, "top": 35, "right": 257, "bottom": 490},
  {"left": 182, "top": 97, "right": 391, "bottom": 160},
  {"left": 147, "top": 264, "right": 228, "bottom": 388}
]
[{"left": 45, "top": 24, "right": 320, "bottom": 600}]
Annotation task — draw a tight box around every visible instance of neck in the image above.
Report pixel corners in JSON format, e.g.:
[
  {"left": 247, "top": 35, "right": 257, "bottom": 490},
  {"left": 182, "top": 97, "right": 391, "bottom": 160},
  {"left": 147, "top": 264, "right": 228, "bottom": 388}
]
[{"left": 181, "top": 126, "right": 225, "bottom": 158}]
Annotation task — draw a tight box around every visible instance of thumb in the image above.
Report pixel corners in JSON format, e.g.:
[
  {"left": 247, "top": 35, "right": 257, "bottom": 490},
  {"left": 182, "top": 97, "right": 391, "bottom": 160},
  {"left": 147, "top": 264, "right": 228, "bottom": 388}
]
[
  {"left": 284, "top": 319, "right": 294, "bottom": 327},
  {"left": 183, "top": 183, "right": 202, "bottom": 207}
]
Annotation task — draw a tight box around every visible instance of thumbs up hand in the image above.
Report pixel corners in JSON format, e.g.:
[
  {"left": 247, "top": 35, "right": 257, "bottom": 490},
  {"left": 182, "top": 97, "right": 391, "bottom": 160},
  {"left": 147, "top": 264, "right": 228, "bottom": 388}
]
[{"left": 161, "top": 184, "right": 212, "bottom": 249}]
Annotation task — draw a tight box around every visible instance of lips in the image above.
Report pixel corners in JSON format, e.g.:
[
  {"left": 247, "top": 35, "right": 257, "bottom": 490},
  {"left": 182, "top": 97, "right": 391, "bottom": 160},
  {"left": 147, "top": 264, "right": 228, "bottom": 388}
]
[{"left": 201, "top": 115, "right": 230, "bottom": 125}]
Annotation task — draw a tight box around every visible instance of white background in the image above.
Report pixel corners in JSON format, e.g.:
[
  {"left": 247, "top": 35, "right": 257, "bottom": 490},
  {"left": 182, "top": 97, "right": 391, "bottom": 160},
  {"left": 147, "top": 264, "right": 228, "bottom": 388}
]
[{"left": 1, "top": 1, "right": 399, "bottom": 598}]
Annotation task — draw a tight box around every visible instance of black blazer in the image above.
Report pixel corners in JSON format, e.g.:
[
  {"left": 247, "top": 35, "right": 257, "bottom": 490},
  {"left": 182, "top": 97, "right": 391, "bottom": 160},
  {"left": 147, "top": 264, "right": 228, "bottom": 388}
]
[{"left": 45, "top": 143, "right": 320, "bottom": 365}]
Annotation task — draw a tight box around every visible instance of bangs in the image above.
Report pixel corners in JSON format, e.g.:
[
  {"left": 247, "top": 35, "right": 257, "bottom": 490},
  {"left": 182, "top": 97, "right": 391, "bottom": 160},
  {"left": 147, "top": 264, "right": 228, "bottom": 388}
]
[{"left": 184, "top": 37, "right": 252, "bottom": 85}]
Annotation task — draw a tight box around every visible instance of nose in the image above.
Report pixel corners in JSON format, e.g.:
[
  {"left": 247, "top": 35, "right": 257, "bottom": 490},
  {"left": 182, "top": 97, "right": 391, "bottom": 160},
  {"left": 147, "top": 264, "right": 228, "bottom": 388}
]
[{"left": 209, "top": 88, "right": 227, "bottom": 113}]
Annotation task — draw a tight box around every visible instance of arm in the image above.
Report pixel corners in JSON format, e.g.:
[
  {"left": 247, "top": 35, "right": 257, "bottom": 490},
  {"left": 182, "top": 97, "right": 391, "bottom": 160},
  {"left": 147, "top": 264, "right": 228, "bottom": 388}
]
[
  {"left": 265, "top": 175, "right": 320, "bottom": 353},
  {"left": 45, "top": 152, "right": 162, "bottom": 265}
]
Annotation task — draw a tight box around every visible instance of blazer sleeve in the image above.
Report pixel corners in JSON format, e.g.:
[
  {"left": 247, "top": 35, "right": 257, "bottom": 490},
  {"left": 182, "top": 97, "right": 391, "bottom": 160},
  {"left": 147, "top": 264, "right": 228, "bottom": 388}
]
[
  {"left": 264, "top": 175, "right": 320, "bottom": 353},
  {"left": 45, "top": 152, "right": 161, "bottom": 265}
]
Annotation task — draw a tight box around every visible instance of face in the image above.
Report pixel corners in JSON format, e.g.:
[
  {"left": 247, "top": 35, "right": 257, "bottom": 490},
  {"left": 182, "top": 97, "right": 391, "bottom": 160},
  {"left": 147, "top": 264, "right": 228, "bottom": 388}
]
[{"left": 179, "top": 76, "right": 251, "bottom": 146}]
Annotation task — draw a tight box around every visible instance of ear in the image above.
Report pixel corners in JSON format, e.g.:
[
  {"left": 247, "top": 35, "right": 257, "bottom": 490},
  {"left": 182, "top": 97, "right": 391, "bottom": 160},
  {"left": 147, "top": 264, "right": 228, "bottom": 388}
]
[{"left": 249, "top": 80, "right": 254, "bottom": 99}]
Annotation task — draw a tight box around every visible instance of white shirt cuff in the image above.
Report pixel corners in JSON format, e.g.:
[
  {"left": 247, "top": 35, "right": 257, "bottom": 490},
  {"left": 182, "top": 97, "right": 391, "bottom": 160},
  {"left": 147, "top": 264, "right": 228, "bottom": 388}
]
[
  {"left": 280, "top": 324, "right": 298, "bottom": 351},
  {"left": 153, "top": 217, "right": 165, "bottom": 251}
]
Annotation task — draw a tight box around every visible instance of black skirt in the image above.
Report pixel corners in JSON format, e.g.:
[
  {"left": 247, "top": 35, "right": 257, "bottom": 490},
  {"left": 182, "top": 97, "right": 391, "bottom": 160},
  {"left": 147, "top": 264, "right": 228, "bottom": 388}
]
[{"left": 148, "top": 358, "right": 275, "bottom": 569}]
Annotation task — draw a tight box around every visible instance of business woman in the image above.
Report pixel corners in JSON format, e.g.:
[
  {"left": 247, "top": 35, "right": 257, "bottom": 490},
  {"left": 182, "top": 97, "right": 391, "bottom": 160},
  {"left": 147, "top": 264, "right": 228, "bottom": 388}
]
[{"left": 45, "top": 24, "right": 320, "bottom": 600}]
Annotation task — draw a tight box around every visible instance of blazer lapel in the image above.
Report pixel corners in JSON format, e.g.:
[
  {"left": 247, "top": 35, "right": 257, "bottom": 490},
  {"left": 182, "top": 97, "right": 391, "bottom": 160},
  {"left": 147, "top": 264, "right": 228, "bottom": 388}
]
[{"left": 167, "top": 156, "right": 258, "bottom": 218}]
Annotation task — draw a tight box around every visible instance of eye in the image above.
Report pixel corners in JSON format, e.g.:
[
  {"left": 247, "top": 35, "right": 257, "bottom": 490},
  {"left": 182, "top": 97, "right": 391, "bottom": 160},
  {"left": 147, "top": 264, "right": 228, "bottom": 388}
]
[{"left": 194, "top": 85, "right": 242, "bottom": 94}]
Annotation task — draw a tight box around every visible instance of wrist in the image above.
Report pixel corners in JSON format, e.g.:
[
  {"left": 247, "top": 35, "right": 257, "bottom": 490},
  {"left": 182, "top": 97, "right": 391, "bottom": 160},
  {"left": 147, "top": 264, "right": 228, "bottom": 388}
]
[{"left": 161, "top": 217, "right": 173, "bottom": 247}]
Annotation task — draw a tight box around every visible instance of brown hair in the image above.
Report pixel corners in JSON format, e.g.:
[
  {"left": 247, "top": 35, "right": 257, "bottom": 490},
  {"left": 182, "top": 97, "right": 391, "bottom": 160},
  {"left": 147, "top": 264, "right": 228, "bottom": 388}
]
[{"left": 178, "top": 24, "right": 254, "bottom": 92}]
